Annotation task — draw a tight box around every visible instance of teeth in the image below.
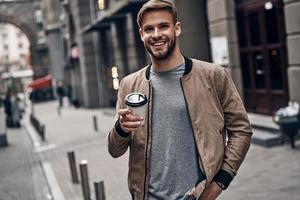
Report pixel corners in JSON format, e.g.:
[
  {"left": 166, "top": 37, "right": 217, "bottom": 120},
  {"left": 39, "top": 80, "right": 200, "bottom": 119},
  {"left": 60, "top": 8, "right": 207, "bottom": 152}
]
[{"left": 153, "top": 42, "right": 164, "bottom": 46}]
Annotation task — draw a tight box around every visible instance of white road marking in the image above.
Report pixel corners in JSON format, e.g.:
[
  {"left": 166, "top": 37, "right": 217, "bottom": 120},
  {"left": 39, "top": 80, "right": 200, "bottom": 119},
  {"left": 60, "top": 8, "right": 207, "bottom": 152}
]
[
  {"left": 42, "top": 162, "right": 66, "bottom": 200},
  {"left": 35, "top": 143, "right": 57, "bottom": 153}
]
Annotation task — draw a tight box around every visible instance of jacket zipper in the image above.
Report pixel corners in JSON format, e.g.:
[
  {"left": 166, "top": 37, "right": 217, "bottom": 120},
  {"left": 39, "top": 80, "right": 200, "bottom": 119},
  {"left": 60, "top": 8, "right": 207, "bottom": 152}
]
[
  {"left": 180, "top": 77, "right": 207, "bottom": 181},
  {"left": 143, "top": 80, "right": 152, "bottom": 200}
]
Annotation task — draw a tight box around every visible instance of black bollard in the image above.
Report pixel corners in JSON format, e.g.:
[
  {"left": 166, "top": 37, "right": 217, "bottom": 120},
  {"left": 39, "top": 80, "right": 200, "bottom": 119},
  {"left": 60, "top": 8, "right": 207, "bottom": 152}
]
[
  {"left": 67, "top": 151, "right": 79, "bottom": 183},
  {"left": 94, "top": 181, "right": 106, "bottom": 200},
  {"left": 40, "top": 124, "right": 45, "bottom": 141},
  {"left": 79, "top": 160, "right": 91, "bottom": 200},
  {"left": 93, "top": 115, "right": 98, "bottom": 132},
  {"left": 0, "top": 115, "right": 8, "bottom": 147}
]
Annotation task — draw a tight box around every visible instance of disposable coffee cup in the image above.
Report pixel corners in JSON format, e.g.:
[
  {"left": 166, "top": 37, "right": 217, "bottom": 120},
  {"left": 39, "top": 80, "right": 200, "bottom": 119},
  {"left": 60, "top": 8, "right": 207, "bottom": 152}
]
[{"left": 125, "top": 92, "right": 147, "bottom": 125}]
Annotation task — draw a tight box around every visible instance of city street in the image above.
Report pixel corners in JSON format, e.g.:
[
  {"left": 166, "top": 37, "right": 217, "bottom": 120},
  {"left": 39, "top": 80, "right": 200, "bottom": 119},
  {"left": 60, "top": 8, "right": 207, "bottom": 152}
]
[
  {"left": 0, "top": 101, "right": 299, "bottom": 200},
  {"left": 1, "top": 0, "right": 300, "bottom": 199}
]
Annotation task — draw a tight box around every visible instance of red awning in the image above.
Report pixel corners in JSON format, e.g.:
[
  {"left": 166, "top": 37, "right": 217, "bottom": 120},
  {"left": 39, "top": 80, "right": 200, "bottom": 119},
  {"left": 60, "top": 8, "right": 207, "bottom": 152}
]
[{"left": 28, "top": 75, "right": 52, "bottom": 89}]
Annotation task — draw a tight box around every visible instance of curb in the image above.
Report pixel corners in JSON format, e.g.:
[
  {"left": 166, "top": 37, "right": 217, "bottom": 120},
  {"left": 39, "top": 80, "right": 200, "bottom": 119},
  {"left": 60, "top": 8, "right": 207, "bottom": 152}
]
[
  {"left": 42, "top": 162, "right": 66, "bottom": 200},
  {"left": 24, "top": 110, "right": 65, "bottom": 200}
]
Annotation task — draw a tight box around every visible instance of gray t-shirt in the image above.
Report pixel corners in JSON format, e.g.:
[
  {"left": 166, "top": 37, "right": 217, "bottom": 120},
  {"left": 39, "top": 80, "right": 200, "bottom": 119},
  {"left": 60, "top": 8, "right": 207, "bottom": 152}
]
[{"left": 148, "top": 64, "right": 203, "bottom": 200}]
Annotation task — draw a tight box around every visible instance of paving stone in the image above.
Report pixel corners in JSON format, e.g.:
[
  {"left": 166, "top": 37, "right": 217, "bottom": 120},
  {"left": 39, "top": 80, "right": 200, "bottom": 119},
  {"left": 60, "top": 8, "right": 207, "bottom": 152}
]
[
  {"left": 0, "top": 127, "right": 50, "bottom": 200},
  {"left": 25, "top": 101, "right": 300, "bottom": 200},
  {"left": 33, "top": 102, "right": 130, "bottom": 200}
]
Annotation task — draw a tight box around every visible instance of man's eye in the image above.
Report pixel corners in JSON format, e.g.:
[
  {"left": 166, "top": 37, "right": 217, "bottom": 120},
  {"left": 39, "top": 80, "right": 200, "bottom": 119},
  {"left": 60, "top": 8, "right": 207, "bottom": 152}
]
[
  {"left": 160, "top": 25, "right": 169, "bottom": 29},
  {"left": 144, "top": 28, "right": 153, "bottom": 32}
]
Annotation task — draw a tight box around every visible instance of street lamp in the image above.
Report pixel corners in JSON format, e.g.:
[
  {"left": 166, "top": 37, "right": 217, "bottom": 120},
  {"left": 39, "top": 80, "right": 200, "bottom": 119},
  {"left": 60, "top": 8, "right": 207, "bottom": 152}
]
[
  {"left": 98, "top": 0, "right": 105, "bottom": 10},
  {"left": 265, "top": 2, "right": 273, "bottom": 10},
  {"left": 111, "top": 66, "right": 119, "bottom": 90}
]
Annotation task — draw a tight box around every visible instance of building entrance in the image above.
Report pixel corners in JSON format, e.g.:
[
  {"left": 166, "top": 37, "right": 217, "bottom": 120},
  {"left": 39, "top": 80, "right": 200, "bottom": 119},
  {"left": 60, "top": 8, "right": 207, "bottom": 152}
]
[{"left": 235, "top": 0, "right": 288, "bottom": 115}]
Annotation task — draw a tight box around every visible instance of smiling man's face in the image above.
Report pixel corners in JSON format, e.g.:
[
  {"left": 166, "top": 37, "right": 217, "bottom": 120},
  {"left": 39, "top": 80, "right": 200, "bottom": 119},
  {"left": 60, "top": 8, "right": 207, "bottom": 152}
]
[{"left": 139, "top": 10, "right": 181, "bottom": 61}]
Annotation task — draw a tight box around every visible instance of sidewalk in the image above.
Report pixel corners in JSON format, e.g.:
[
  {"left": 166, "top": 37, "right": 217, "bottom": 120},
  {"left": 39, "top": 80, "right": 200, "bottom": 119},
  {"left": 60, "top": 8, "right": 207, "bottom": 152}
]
[
  {"left": 26, "top": 101, "right": 131, "bottom": 200},
  {"left": 0, "top": 116, "right": 50, "bottom": 200},
  {"left": 26, "top": 101, "right": 300, "bottom": 200}
]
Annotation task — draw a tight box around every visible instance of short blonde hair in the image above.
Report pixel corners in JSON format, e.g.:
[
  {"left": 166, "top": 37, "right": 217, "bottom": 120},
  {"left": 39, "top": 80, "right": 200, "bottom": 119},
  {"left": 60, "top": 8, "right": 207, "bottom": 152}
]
[{"left": 137, "top": 0, "right": 177, "bottom": 28}]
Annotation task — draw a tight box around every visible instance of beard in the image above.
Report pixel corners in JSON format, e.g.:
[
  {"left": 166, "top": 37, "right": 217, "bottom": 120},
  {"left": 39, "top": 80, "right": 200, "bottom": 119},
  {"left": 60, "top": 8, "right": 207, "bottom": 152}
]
[{"left": 144, "top": 35, "right": 176, "bottom": 60}]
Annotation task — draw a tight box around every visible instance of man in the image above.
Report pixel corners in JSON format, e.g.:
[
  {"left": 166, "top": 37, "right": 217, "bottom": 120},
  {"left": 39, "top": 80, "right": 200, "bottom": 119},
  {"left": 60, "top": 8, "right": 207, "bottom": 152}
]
[
  {"left": 107, "top": 0, "right": 252, "bottom": 199},
  {"left": 56, "top": 81, "right": 65, "bottom": 108},
  {"left": 4, "top": 90, "right": 13, "bottom": 127}
]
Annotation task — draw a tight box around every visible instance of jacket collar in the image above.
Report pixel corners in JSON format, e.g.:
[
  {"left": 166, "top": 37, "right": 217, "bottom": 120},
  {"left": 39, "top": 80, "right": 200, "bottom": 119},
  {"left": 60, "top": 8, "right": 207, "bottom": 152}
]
[{"left": 145, "top": 56, "right": 193, "bottom": 80}]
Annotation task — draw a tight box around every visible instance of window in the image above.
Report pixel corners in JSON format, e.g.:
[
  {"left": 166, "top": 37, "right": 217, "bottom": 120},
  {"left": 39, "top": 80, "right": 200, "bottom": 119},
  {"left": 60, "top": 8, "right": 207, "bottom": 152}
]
[
  {"left": 265, "top": 7, "right": 279, "bottom": 44},
  {"left": 35, "top": 9, "right": 43, "bottom": 23},
  {"left": 236, "top": 11, "right": 247, "bottom": 47},
  {"left": 2, "top": 33, "right": 8, "bottom": 40},
  {"left": 248, "top": 12, "right": 261, "bottom": 46},
  {"left": 252, "top": 52, "right": 265, "bottom": 89},
  {"left": 241, "top": 53, "right": 251, "bottom": 89},
  {"left": 19, "top": 54, "right": 25, "bottom": 59},
  {"left": 269, "top": 49, "right": 283, "bottom": 89},
  {"left": 16, "top": 32, "right": 22, "bottom": 38}
]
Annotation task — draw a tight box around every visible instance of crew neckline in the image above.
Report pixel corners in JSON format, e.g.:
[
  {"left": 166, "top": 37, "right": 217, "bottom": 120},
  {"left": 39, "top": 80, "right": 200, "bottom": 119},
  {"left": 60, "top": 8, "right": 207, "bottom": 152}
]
[{"left": 150, "top": 63, "right": 185, "bottom": 76}]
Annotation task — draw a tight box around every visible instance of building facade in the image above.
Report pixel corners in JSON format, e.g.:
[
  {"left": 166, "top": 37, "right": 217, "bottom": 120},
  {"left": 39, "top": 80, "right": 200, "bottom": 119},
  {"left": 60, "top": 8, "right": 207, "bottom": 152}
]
[
  {"left": 0, "top": 23, "right": 32, "bottom": 93},
  {"left": 206, "top": 0, "right": 300, "bottom": 115},
  {"left": 0, "top": 23, "right": 31, "bottom": 72},
  {"left": 70, "top": 0, "right": 211, "bottom": 108},
  {"left": 0, "top": 0, "right": 50, "bottom": 80},
  {"left": 61, "top": 0, "right": 300, "bottom": 115}
]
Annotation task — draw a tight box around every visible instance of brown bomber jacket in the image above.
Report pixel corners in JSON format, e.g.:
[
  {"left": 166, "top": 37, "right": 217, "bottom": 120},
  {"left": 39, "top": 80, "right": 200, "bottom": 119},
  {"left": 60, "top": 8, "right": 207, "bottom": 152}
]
[{"left": 108, "top": 57, "right": 252, "bottom": 200}]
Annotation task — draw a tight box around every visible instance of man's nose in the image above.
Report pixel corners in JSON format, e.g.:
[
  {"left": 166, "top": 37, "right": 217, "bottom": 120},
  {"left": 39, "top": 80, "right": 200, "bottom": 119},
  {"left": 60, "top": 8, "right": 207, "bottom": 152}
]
[{"left": 152, "top": 28, "right": 161, "bottom": 38}]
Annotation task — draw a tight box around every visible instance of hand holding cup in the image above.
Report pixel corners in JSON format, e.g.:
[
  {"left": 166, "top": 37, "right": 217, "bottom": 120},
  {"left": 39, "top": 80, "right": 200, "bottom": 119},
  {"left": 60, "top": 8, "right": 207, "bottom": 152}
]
[
  {"left": 118, "top": 93, "right": 148, "bottom": 133},
  {"left": 118, "top": 108, "right": 144, "bottom": 133}
]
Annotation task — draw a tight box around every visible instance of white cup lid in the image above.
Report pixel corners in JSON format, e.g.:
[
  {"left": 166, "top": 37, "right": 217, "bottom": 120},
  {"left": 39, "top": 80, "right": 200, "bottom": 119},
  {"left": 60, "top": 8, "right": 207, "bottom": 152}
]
[{"left": 125, "top": 93, "right": 147, "bottom": 107}]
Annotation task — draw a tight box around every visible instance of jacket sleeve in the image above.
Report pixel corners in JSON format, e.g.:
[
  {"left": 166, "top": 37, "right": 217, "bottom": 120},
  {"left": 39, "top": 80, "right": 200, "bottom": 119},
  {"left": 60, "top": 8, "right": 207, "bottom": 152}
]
[
  {"left": 107, "top": 79, "right": 131, "bottom": 158},
  {"left": 214, "top": 67, "right": 253, "bottom": 189}
]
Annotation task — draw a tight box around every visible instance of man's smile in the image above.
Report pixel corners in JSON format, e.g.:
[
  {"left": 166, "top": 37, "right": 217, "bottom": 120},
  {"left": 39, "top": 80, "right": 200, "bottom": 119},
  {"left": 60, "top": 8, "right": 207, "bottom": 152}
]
[{"left": 150, "top": 40, "right": 167, "bottom": 49}]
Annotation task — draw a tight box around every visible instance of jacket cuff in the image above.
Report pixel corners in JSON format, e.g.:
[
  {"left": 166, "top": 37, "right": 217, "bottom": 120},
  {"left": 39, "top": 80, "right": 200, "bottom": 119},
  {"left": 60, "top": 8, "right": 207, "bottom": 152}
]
[
  {"left": 115, "top": 119, "right": 131, "bottom": 137},
  {"left": 213, "top": 169, "right": 233, "bottom": 190}
]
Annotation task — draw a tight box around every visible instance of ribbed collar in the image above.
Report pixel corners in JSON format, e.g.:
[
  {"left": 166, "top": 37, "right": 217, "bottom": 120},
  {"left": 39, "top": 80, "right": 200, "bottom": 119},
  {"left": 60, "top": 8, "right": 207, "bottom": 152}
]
[{"left": 145, "top": 56, "right": 193, "bottom": 80}]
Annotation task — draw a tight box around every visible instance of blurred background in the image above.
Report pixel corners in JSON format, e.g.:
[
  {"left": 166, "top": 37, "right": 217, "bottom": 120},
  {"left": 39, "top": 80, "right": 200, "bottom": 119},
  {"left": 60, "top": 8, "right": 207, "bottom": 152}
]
[
  {"left": 1, "top": 0, "right": 299, "bottom": 112},
  {"left": 0, "top": 0, "right": 300, "bottom": 200}
]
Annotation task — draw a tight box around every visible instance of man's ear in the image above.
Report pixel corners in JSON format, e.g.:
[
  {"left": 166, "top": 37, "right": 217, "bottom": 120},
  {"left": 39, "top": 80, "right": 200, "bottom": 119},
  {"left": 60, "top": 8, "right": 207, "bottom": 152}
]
[
  {"left": 175, "top": 22, "right": 181, "bottom": 37},
  {"left": 139, "top": 28, "right": 144, "bottom": 42}
]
